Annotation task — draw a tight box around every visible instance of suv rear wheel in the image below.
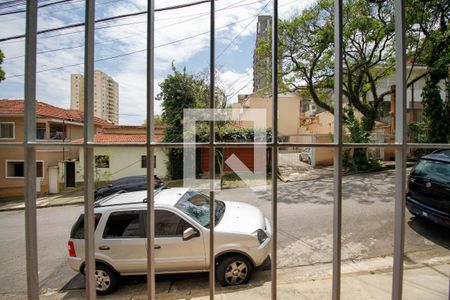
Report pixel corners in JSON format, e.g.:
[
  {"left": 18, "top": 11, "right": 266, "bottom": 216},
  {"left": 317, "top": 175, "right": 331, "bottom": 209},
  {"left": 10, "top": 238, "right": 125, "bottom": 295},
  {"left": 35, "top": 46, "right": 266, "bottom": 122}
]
[
  {"left": 216, "top": 255, "right": 253, "bottom": 286},
  {"left": 95, "top": 264, "right": 119, "bottom": 295}
]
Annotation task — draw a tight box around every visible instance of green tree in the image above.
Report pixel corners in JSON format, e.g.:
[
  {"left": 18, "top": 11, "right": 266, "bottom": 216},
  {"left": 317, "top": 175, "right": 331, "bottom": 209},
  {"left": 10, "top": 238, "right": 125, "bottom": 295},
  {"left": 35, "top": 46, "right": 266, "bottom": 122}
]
[
  {"left": 0, "top": 49, "right": 5, "bottom": 83},
  {"left": 275, "top": 0, "right": 397, "bottom": 132},
  {"left": 259, "top": 0, "right": 444, "bottom": 169},
  {"left": 406, "top": 0, "right": 450, "bottom": 143},
  {"left": 269, "top": 0, "right": 396, "bottom": 170},
  {"left": 157, "top": 66, "right": 200, "bottom": 179}
]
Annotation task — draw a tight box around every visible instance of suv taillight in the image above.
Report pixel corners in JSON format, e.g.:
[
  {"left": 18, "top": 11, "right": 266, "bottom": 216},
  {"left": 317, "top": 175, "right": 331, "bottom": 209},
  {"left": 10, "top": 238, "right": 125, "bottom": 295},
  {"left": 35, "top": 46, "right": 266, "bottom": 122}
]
[{"left": 68, "top": 241, "right": 76, "bottom": 257}]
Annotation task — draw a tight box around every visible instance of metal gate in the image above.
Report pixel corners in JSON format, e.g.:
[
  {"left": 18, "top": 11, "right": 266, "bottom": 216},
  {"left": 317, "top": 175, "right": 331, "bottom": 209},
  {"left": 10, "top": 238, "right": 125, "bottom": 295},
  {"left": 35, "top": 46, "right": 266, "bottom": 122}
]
[{"left": 1, "top": 0, "right": 449, "bottom": 299}]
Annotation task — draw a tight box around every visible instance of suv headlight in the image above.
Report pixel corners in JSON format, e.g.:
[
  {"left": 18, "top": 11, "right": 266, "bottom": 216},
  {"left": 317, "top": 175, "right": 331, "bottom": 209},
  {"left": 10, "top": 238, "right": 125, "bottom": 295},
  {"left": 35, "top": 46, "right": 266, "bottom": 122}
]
[{"left": 253, "top": 229, "right": 268, "bottom": 244}]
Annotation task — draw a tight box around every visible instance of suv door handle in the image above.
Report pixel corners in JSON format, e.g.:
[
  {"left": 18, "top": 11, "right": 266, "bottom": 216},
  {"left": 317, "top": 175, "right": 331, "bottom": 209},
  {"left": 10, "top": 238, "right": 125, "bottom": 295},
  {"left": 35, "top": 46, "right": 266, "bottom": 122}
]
[
  {"left": 154, "top": 244, "right": 161, "bottom": 249},
  {"left": 98, "top": 245, "right": 110, "bottom": 250}
]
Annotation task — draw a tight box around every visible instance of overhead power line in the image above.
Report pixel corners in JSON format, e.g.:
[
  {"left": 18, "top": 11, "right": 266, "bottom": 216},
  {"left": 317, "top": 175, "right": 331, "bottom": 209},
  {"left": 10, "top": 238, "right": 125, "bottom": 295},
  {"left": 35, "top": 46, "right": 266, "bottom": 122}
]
[
  {"left": 216, "top": 0, "right": 270, "bottom": 61},
  {"left": 0, "top": 0, "right": 78, "bottom": 16},
  {"left": 228, "top": 78, "right": 253, "bottom": 100},
  {"left": 2, "top": 0, "right": 265, "bottom": 45},
  {"left": 0, "top": 0, "right": 211, "bottom": 42},
  {"left": 6, "top": 14, "right": 260, "bottom": 78},
  {"left": 4, "top": 0, "right": 267, "bottom": 60}
]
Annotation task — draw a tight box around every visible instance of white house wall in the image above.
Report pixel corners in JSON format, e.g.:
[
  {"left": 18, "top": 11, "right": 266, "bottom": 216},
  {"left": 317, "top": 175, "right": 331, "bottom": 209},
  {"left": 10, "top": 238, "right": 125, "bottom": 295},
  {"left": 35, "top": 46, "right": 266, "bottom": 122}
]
[
  {"left": 77, "top": 147, "right": 168, "bottom": 183},
  {"left": 367, "top": 67, "right": 447, "bottom": 107}
]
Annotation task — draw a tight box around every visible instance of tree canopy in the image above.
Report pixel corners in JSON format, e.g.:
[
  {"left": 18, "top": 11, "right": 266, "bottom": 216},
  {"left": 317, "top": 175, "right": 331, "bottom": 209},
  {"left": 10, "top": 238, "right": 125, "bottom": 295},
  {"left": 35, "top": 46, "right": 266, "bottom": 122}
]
[
  {"left": 258, "top": 0, "right": 449, "bottom": 148},
  {"left": 406, "top": 0, "right": 450, "bottom": 143},
  {"left": 0, "top": 49, "right": 5, "bottom": 83},
  {"left": 273, "top": 0, "right": 398, "bottom": 133}
]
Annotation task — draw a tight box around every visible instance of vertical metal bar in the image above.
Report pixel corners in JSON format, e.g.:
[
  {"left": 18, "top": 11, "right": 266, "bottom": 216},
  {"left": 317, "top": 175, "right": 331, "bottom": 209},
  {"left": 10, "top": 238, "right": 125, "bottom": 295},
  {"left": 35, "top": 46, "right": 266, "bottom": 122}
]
[
  {"left": 392, "top": 0, "right": 407, "bottom": 299},
  {"left": 332, "top": 0, "right": 343, "bottom": 299},
  {"left": 83, "top": 0, "right": 96, "bottom": 298},
  {"left": 145, "top": 146, "right": 155, "bottom": 300},
  {"left": 146, "top": 0, "right": 156, "bottom": 298},
  {"left": 209, "top": 0, "right": 216, "bottom": 298},
  {"left": 24, "top": 2, "right": 38, "bottom": 298},
  {"left": 271, "top": 0, "right": 278, "bottom": 298}
]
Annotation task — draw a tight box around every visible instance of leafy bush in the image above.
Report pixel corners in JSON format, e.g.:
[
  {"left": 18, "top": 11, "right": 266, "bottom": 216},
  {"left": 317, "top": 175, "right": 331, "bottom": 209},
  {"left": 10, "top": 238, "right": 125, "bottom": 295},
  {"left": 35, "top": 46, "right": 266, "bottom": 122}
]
[{"left": 343, "top": 106, "right": 381, "bottom": 171}]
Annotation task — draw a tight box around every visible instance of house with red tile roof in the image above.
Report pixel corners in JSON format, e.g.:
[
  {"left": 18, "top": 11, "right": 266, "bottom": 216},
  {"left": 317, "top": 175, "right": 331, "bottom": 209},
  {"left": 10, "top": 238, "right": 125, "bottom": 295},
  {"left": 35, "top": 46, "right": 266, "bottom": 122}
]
[
  {"left": 0, "top": 99, "right": 112, "bottom": 198},
  {"left": 72, "top": 125, "right": 168, "bottom": 183}
]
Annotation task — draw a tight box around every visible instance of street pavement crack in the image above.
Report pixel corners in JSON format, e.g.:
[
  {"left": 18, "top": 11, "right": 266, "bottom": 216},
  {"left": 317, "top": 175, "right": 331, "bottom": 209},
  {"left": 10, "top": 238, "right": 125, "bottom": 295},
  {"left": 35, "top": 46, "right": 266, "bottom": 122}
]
[{"left": 167, "top": 280, "right": 175, "bottom": 293}]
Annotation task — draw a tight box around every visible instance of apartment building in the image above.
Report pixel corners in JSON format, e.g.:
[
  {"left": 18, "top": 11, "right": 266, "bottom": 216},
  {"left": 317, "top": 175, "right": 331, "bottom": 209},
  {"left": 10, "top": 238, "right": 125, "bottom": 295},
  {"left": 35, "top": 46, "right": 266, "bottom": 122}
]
[
  {"left": 70, "top": 70, "right": 119, "bottom": 124},
  {"left": 253, "top": 15, "right": 272, "bottom": 93}
]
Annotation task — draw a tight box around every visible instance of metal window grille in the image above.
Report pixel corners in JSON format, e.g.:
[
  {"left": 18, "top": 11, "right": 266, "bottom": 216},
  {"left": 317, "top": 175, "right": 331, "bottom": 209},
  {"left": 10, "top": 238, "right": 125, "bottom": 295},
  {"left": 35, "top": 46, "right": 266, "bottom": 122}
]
[{"left": 3, "top": 0, "right": 449, "bottom": 299}]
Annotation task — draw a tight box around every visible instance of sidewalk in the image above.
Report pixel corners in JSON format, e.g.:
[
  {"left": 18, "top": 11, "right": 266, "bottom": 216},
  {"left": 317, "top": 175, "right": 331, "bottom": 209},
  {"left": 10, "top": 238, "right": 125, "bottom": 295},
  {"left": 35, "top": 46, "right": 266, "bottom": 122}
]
[
  {"left": 40, "top": 250, "right": 449, "bottom": 299},
  {"left": 0, "top": 189, "right": 84, "bottom": 212},
  {"left": 199, "top": 263, "right": 449, "bottom": 300}
]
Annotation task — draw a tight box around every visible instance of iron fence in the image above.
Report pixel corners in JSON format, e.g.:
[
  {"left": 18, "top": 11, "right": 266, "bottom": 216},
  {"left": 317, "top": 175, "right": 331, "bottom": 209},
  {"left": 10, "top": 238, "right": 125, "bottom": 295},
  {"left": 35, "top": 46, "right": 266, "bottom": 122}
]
[{"left": 3, "top": 0, "right": 449, "bottom": 299}]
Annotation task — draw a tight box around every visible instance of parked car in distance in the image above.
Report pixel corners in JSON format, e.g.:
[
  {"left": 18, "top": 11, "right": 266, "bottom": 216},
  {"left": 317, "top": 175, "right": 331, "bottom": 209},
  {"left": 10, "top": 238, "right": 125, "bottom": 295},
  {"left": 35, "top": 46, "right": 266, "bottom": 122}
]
[
  {"left": 406, "top": 150, "right": 450, "bottom": 228},
  {"left": 94, "top": 175, "right": 164, "bottom": 201},
  {"left": 68, "top": 188, "right": 272, "bottom": 295},
  {"left": 299, "top": 147, "right": 312, "bottom": 165}
]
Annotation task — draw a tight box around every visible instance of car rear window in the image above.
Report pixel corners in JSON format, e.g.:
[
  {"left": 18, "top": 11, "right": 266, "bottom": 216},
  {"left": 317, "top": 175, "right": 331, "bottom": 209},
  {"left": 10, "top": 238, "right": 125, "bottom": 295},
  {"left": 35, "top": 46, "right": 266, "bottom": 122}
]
[
  {"left": 412, "top": 159, "right": 450, "bottom": 183},
  {"left": 70, "top": 213, "right": 102, "bottom": 239}
]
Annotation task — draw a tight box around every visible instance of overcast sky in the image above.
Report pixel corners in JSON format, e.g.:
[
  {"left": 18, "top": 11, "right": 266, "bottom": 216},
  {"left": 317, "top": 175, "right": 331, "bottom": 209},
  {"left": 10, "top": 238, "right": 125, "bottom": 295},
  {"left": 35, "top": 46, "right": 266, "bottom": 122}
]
[{"left": 0, "top": 0, "right": 312, "bottom": 125}]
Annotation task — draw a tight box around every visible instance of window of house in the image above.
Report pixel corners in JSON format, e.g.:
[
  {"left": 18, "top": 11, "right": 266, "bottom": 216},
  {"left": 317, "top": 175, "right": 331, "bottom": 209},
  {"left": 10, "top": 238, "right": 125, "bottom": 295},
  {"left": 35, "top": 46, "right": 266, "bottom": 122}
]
[
  {"left": 36, "top": 123, "right": 46, "bottom": 139},
  {"left": 141, "top": 155, "right": 156, "bottom": 168},
  {"left": 103, "top": 211, "right": 142, "bottom": 239},
  {"left": 0, "top": 122, "right": 15, "bottom": 139},
  {"left": 95, "top": 155, "right": 110, "bottom": 168},
  {"left": 49, "top": 124, "right": 65, "bottom": 140},
  {"left": 6, "top": 161, "right": 44, "bottom": 178}
]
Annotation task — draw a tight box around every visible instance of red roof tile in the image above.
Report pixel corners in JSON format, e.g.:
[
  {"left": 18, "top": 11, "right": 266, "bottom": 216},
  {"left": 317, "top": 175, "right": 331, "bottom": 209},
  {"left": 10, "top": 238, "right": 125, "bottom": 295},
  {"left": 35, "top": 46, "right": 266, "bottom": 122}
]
[
  {"left": 0, "top": 99, "right": 111, "bottom": 125},
  {"left": 72, "top": 133, "right": 163, "bottom": 144},
  {"left": 94, "top": 133, "right": 147, "bottom": 143},
  {"left": 103, "top": 125, "right": 146, "bottom": 129}
]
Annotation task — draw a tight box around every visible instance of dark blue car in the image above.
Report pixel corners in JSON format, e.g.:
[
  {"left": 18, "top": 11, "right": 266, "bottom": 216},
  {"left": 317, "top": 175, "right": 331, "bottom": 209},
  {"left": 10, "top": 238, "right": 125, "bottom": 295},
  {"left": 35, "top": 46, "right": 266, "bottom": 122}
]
[
  {"left": 406, "top": 150, "right": 450, "bottom": 228},
  {"left": 94, "top": 175, "right": 164, "bottom": 201}
]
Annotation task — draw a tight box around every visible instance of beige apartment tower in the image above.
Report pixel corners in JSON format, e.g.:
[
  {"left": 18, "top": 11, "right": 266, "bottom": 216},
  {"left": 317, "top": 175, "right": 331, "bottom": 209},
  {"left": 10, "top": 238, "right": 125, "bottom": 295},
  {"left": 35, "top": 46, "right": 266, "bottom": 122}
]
[
  {"left": 253, "top": 15, "right": 272, "bottom": 93},
  {"left": 70, "top": 70, "right": 119, "bottom": 124}
]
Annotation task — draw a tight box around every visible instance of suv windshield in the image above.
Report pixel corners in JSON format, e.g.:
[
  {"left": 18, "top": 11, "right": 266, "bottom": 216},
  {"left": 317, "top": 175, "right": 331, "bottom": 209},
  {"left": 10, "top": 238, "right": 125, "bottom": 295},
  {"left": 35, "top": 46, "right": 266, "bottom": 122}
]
[
  {"left": 412, "top": 159, "right": 450, "bottom": 184},
  {"left": 175, "top": 190, "right": 225, "bottom": 228}
]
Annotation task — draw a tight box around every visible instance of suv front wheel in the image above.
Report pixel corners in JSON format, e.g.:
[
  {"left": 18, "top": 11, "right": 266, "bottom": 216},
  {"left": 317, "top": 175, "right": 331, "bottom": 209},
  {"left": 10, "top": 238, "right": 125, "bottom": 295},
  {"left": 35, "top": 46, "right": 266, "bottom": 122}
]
[
  {"left": 95, "top": 264, "right": 119, "bottom": 295},
  {"left": 216, "top": 255, "right": 253, "bottom": 286}
]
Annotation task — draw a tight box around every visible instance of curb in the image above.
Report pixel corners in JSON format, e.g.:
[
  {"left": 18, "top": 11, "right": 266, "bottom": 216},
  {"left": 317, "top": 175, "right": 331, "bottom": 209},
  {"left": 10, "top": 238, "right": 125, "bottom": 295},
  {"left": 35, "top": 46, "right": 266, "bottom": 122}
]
[{"left": 0, "top": 200, "right": 84, "bottom": 212}]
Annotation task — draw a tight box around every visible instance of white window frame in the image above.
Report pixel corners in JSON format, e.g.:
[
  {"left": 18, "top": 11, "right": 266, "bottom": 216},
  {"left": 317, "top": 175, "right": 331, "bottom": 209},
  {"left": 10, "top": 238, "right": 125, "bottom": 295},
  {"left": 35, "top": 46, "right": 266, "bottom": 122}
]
[
  {"left": 0, "top": 122, "right": 15, "bottom": 140},
  {"left": 5, "top": 160, "right": 45, "bottom": 179}
]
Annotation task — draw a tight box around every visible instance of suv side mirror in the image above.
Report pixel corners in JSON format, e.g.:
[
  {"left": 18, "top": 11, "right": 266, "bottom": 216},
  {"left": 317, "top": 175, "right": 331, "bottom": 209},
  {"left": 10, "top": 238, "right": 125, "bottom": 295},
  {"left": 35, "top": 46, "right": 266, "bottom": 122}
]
[{"left": 183, "top": 227, "right": 199, "bottom": 241}]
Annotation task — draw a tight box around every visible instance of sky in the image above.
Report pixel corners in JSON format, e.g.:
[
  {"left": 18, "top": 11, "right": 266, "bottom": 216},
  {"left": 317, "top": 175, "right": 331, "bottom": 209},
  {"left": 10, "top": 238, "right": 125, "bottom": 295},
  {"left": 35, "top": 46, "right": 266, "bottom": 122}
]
[{"left": 0, "top": 0, "right": 312, "bottom": 125}]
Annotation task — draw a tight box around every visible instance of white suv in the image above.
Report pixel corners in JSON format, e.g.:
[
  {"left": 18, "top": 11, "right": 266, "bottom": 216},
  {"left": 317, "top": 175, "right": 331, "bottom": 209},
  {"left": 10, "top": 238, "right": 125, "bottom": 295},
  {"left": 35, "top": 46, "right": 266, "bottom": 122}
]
[{"left": 68, "top": 188, "right": 272, "bottom": 295}]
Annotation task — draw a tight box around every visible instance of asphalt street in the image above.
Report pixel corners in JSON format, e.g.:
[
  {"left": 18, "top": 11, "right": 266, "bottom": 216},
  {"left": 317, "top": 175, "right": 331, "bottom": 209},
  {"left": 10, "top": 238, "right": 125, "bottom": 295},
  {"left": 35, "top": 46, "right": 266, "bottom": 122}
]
[{"left": 0, "top": 169, "right": 448, "bottom": 297}]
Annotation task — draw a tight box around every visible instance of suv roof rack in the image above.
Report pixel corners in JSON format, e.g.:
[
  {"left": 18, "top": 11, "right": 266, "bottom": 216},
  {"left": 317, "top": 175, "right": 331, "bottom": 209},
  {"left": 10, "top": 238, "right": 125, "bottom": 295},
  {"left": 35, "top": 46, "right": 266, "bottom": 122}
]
[
  {"left": 95, "top": 187, "right": 169, "bottom": 208},
  {"left": 94, "top": 190, "right": 127, "bottom": 207},
  {"left": 143, "top": 186, "right": 168, "bottom": 202}
]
